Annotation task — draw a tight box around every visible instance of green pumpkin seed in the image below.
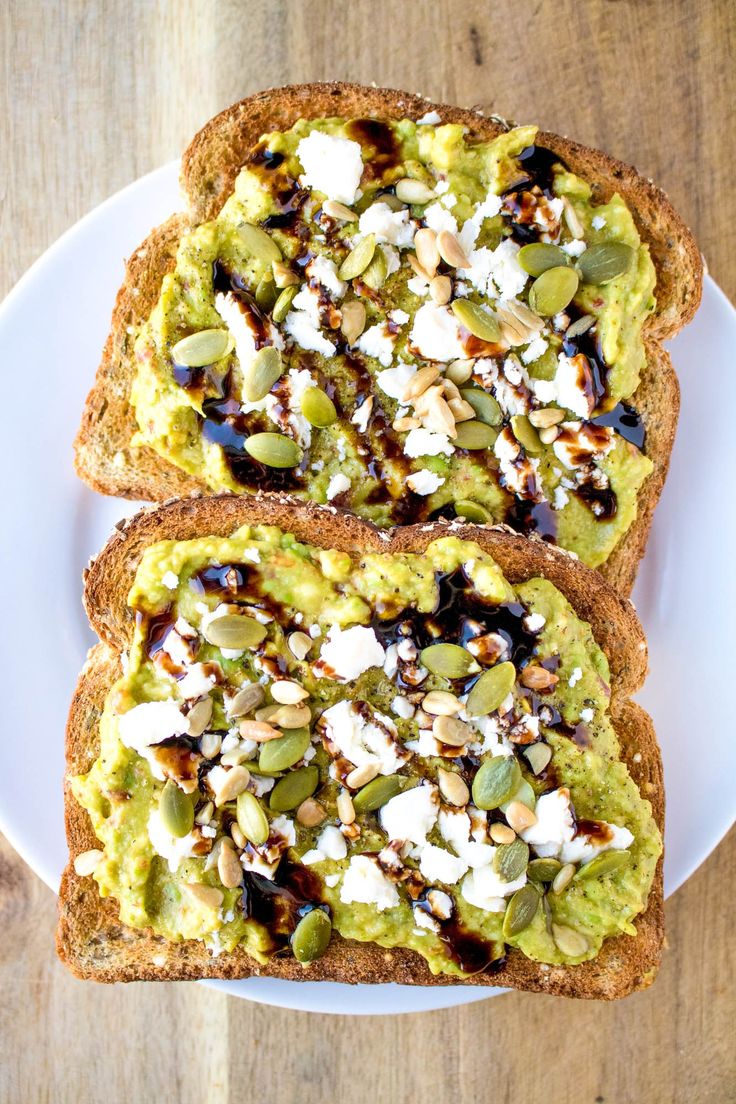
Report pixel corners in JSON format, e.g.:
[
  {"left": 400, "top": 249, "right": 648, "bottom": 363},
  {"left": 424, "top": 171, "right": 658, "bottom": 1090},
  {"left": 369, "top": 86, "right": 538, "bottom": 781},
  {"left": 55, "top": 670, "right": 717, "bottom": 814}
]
[
  {"left": 523, "top": 742, "right": 552, "bottom": 776},
  {"left": 466, "top": 662, "right": 516, "bottom": 717},
  {"left": 292, "top": 907, "right": 332, "bottom": 964},
  {"left": 454, "top": 500, "right": 491, "bottom": 524},
  {"left": 420, "top": 643, "right": 477, "bottom": 679},
  {"left": 269, "top": 766, "right": 319, "bottom": 813},
  {"left": 460, "top": 387, "right": 502, "bottom": 426},
  {"left": 245, "top": 432, "right": 303, "bottom": 468},
  {"left": 258, "top": 728, "right": 311, "bottom": 773},
  {"left": 301, "top": 386, "right": 337, "bottom": 428},
  {"left": 338, "top": 233, "right": 376, "bottom": 280},
  {"left": 510, "top": 414, "right": 542, "bottom": 454},
  {"left": 243, "top": 345, "right": 283, "bottom": 402},
  {"left": 361, "top": 247, "right": 388, "bottom": 290},
  {"left": 527, "top": 857, "right": 563, "bottom": 884},
  {"left": 518, "top": 242, "right": 569, "bottom": 276},
  {"left": 453, "top": 419, "right": 497, "bottom": 450},
  {"left": 352, "top": 774, "right": 405, "bottom": 814},
  {"left": 203, "top": 613, "right": 267, "bottom": 650},
  {"left": 451, "top": 300, "right": 501, "bottom": 342},
  {"left": 238, "top": 222, "right": 282, "bottom": 264},
  {"left": 472, "top": 756, "right": 521, "bottom": 811},
  {"left": 236, "top": 790, "right": 270, "bottom": 846},
  {"left": 494, "top": 838, "right": 530, "bottom": 882},
  {"left": 577, "top": 242, "right": 634, "bottom": 285},
  {"left": 502, "top": 883, "right": 541, "bottom": 938},
  {"left": 575, "top": 849, "right": 631, "bottom": 880},
  {"left": 528, "top": 266, "right": 579, "bottom": 317},
  {"left": 255, "top": 274, "right": 278, "bottom": 312},
  {"left": 171, "top": 328, "right": 234, "bottom": 368},
  {"left": 500, "top": 777, "right": 537, "bottom": 813},
  {"left": 272, "top": 284, "right": 298, "bottom": 323},
  {"left": 159, "top": 779, "right": 194, "bottom": 838}
]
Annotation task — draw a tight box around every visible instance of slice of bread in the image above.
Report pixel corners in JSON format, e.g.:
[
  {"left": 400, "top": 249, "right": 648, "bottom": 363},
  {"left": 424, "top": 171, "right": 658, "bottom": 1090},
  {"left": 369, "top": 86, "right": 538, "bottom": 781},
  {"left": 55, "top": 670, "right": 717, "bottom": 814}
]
[
  {"left": 73, "top": 83, "right": 700, "bottom": 596},
  {"left": 58, "top": 493, "right": 664, "bottom": 999}
]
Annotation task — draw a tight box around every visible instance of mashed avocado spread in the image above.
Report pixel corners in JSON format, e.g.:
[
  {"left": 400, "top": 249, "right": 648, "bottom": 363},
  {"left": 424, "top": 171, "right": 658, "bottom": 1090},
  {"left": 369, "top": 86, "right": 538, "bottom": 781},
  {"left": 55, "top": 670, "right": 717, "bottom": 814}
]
[
  {"left": 130, "top": 117, "right": 655, "bottom": 569},
  {"left": 73, "top": 528, "right": 661, "bottom": 975}
]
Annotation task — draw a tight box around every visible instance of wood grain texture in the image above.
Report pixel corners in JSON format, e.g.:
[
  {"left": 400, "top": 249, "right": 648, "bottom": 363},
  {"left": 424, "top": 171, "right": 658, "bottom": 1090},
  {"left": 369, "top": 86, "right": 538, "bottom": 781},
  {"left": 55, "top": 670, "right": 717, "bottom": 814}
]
[{"left": 0, "top": 0, "right": 734, "bottom": 1101}]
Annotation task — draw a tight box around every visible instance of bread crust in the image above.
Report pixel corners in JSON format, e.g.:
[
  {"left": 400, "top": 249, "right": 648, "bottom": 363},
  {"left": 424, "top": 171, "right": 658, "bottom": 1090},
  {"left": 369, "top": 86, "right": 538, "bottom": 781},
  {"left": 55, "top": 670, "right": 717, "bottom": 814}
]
[
  {"left": 73, "top": 84, "right": 701, "bottom": 596},
  {"left": 58, "top": 494, "right": 664, "bottom": 999}
]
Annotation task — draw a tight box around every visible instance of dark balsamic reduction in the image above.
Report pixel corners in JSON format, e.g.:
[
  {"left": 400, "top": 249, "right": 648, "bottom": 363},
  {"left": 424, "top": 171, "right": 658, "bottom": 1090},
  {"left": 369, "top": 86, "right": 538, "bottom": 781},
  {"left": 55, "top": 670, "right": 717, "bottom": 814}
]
[
  {"left": 242, "top": 860, "right": 325, "bottom": 952},
  {"left": 576, "top": 818, "right": 614, "bottom": 845},
  {"left": 513, "top": 145, "right": 564, "bottom": 196},
  {"left": 189, "top": 563, "right": 253, "bottom": 599},
  {"left": 592, "top": 402, "right": 645, "bottom": 449},
  {"left": 574, "top": 483, "right": 617, "bottom": 521},
  {"left": 137, "top": 607, "right": 174, "bottom": 657},
  {"left": 438, "top": 920, "right": 505, "bottom": 974},
  {"left": 200, "top": 386, "right": 304, "bottom": 491},
  {"left": 346, "top": 119, "right": 400, "bottom": 180},
  {"left": 562, "top": 312, "right": 608, "bottom": 411},
  {"left": 505, "top": 498, "right": 558, "bottom": 542}
]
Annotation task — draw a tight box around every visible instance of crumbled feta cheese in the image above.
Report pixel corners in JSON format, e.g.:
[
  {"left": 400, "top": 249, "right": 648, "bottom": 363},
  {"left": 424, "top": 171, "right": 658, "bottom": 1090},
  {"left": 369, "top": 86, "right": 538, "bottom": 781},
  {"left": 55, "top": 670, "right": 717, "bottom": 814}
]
[
  {"left": 553, "top": 421, "right": 615, "bottom": 469},
  {"left": 161, "top": 570, "right": 179, "bottom": 590},
  {"left": 377, "top": 361, "right": 416, "bottom": 401},
  {"left": 177, "top": 664, "right": 218, "bottom": 701},
  {"left": 356, "top": 323, "right": 395, "bottom": 367},
  {"left": 561, "top": 239, "right": 587, "bottom": 257},
  {"left": 215, "top": 291, "right": 283, "bottom": 390},
  {"left": 521, "top": 336, "right": 549, "bottom": 365},
  {"left": 380, "top": 784, "right": 439, "bottom": 845},
  {"left": 407, "top": 469, "right": 445, "bottom": 495},
  {"left": 553, "top": 485, "right": 569, "bottom": 510},
  {"left": 591, "top": 214, "right": 606, "bottom": 230},
  {"left": 388, "top": 308, "right": 410, "bottom": 325},
  {"left": 461, "top": 860, "right": 526, "bottom": 912},
  {"left": 381, "top": 244, "right": 401, "bottom": 275},
  {"left": 147, "top": 809, "right": 198, "bottom": 872},
  {"left": 316, "top": 625, "right": 385, "bottom": 680},
  {"left": 320, "top": 700, "right": 408, "bottom": 776},
  {"left": 266, "top": 366, "right": 314, "bottom": 448},
  {"left": 296, "top": 131, "right": 364, "bottom": 204},
  {"left": 423, "top": 202, "right": 458, "bottom": 235},
  {"left": 326, "top": 473, "right": 351, "bottom": 501},
  {"left": 418, "top": 844, "right": 468, "bottom": 885},
  {"left": 561, "top": 823, "right": 634, "bottom": 865},
  {"left": 524, "top": 612, "right": 546, "bottom": 633},
  {"left": 324, "top": 873, "right": 340, "bottom": 888},
  {"left": 407, "top": 274, "right": 431, "bottom": 298},
  {"left": 391, "top": 695, "right": 415, "bottom": 719},
  {"left": 317, "top": 825, "right": 348, "bottom": 861},
  {"left": 340, "top": 855, "right": 399, "bottom": 911},
  {"left": 555, "top": 354, "right": 595, "bottom": 419},
  {"left": 520, "top": 788, "right": 575, "bottom": 857},
  {"left": 580, "top": 707, "right": 594, "bottom": 724},
  {"left": 569, "top": 667, "right": 583, "bottom": 687},
  {"left": 358, "top": 202, "right": 415, "bottom": 247},
  {"left": 284, "top": 286, "right": 336, "bottom": 357},
  {"left": 437, "top": 808, "right": 494, "bottom": 868},
  {"left": 410, "top": 303, "right": 465, "bottom": 361},
  {"left": 117, "top": 701, "right": 189, "bottom": 754},
  {"left": 351, "top": 397, "right": 373, "bottom": 433},
  {"left": 307, "top": 254, "right": 347, "bottom": 299},
  {"left": 460, "top": 238, "right": 528, "bottom": 301},
  {"left": 161, "top": 627, "right": 195, "bottom": 668},
  {"left": 403, "top": 427, "right": 454, "bottom": 458},
  {"left": 414, "top": 908, "right": 440, "bottom": 933},
  {"left": 417, "top": 109, "right": 442, "bottom": 125}
]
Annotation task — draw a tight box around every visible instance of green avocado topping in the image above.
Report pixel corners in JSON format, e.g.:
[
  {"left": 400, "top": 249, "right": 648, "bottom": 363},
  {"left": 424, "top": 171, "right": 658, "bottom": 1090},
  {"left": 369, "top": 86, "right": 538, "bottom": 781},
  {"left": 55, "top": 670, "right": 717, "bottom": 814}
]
[
  {"left": 130, "top": 118, "right": 655, "bottom": 569},
  {"left": 72, "top": 528, "right": 661, "bottom": 976}
]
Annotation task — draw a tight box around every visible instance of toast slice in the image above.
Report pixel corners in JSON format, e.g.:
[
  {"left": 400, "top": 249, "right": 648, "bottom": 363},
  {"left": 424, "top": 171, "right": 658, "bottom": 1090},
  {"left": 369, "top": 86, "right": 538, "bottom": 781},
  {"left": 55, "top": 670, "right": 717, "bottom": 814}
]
[
  {"left": 58, "top": 493, "right": 664, "bottom": 999},
  {"left": 73, "top": 83, "right": 700, "bottom": 594}
]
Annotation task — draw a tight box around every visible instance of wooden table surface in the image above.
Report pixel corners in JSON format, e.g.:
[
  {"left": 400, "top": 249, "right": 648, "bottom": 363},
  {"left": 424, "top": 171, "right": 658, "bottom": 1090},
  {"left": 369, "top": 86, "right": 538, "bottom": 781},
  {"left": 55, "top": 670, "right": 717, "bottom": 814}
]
[{"left": 1, "top": 2, "right": 734, "bottom": 1101}]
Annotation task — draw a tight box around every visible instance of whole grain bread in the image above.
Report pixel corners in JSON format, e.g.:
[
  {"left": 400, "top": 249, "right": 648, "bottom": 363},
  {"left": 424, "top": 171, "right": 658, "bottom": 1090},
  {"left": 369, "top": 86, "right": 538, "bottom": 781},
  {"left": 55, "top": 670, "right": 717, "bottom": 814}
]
[
  {"left": 73, "top": 83, "right": 700, "bottom": 597},
  {"left": 58, "top": 493, "right": 664, "bottom": 999}
]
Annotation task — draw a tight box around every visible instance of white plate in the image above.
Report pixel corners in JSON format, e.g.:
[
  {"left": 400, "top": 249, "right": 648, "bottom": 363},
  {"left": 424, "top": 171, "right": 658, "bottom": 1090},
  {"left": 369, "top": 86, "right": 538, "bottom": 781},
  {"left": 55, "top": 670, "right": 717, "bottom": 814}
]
[{"left": 0, "top": 162, "right": 734, "bottom": 1015}]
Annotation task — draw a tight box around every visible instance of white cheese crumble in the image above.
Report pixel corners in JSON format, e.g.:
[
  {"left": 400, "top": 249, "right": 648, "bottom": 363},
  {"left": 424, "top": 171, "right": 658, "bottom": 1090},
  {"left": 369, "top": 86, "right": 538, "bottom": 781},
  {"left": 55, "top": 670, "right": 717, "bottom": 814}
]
[
  {"left": 407, "top": 469, "right": 445, "bottom": 496},
  {"left": 340, "top": 855, "right": 399, "bottom": 911},
  {"left": 177, "top": 664, "right": 218, "bottom": 701},
  {"left": 377, "top": 361, "right": 416, "bottom": 401},
  {"left": 569, "top": 667, "right": 583, "bottom": 687},
  {"left": 561, "top": 239, "right": 587, "bottom": 257},
  {"left": 307, "top": 254, "right": 347, "bottom": 299},
  {"left": 391, "top": 695, "right": 415, "bottom": 719},
  {"left": 356, "top": 323, "right": 395, "bottom": 367},
  {"left": 555, "top": 354, "right": 595, "bottom": 419},
  {"left": 423, "top": 201, "right": 458, "bottom": 235},
  {"left": 321, "top": 700, "right": 407, "bottom": 777},
  {"left": 283, "top": 285, "right": 336, "bottom": 358},
  {"left": 147, "top": 808, "right": 198, "bottom": 873},
  {"left": 296, "top": 131, "right": 364, "bottom": 204},
  {"left": 326, "top": 472, "right": 351, "bottom": 500},
  {"left": 316, "top": 625, "right": 385, "bottom": 680},
  {"left": 520, "top": 788, "right": 575, "bottom": 857},
  {"left": 380, "top": 784, "right": 439, "bottom": 845},
  {"left": 461, "top": 861, "right": 526, "bottom": 912},
  {"left": 580, "top": 707, "right": 595, "bottom": 724},
  {"left": 403, "top": 427, "right": 454, "bottom": 458},
  {"left": 459, "top": 238, "right": 528, "bottom": 301},
  {"left": 592, "top": 214, "right": 607, "bottom": 230},
  {"left": 410, "top": 302, "right": 466, "bottom": 361},
  {"left": 417, "top": 109, "right": 442, "bottom": 125},
  {"left": 358, "top": 201, "right": 416, "bottom": 248},
  {"left": 161, "top": 570, "right": 179, "bottom": 590},
  {"left": 418, "top": 844, "right": 468, "bottom": 885},
  {"left": 520, "top": 335, "right": 549, "bottom": 365},
  {"left": 388, "top": 308, "right": 410, "bottom": 325},
  {"left": 117, "top": 701, "right": 189, "bottom": 754},
  {"left": 215, "top": 291, "right": 283, "bottom": 389}
]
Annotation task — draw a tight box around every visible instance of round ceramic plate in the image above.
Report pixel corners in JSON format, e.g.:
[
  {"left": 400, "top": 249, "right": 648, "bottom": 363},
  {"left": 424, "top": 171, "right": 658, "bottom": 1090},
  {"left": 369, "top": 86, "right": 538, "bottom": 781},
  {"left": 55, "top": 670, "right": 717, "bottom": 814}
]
[{"left": 1, "top": 163, "right": 734, "bottom": 1015}]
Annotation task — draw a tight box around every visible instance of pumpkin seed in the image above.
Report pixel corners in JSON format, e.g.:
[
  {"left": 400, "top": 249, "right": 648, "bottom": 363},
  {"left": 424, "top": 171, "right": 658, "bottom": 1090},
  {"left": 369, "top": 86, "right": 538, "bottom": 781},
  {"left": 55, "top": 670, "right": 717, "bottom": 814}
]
[
  {"left": 518, "top": 242, "right": 569, "bottom": 276},
  {"left": 500, "top": 778, "right": 537, "bottom": 813},
  {"left": 322, "top": 199, "right": 356, "bottom": 222},
  {"left": 494, "top": 838, "right": 530, "bottom": 882},
  {"left": 258, "top": 727, "right": 311, "bottom": 773},
  {"left": 445, "top": 358, "right": 475, "bottom": 386},
  {"left": 236, "top": 790, "right": 270, "bottom": 846},
  {"left": 472, "top": 755, "right": 521, "bottom": 810},
  {"left": 272, "top": 260, "right": 299, "bottom": 288},
  {"left": 502, "top": 883, "right": 541, "bottom": 938},
  {"left": 228, "top": 682, "right": 265, "bottom": 718},
  {"left": 269, "top": 765, "right": 319, "bottom": 812},
  {"left": 453, "top": 419, "right": 497, "bottom": 450},
  {"left": 292, "top": 907, "right": 332, "bottom": 964},
  {"left": 528, "top": 266, "right": 579, "bottom": 317},
  {"left": 575, "top": 849, "right": 631, "bottom": 880},
  {"left": 527, "top": 857, "right": 563, "bottom": 884},
  {"left": 510, "top": 414, "right": 542, "bottom": 454},
  {"left": 420, "top": 642, "right": 477, "bottom": 678},
  {"left": 454, "top": 500, "right": 491, "bottom": 524},
  {"left": 340, "top": 300, "right": 367, "bottom": 344},
  {"left": 255, "top": 274, "right": 278, "bottom": 312},
  {"left": 451, "top": 300, "right": 501, "bottom": 342},
  {"left": 466, "top": 661, "right": 516, "bottom": 716},
  {"left": 395, "top": 177, "right": 436, "bottom": 204},
  {"left": 203, "top": 613, "right": 267, "bottom": 650},
  {"left": 460, "top": 389, "right": 501, "bottom": 429},
  {"left": 362, "top": 247, "right": 388, "bottom": 290},
  {"left": 352, "top": 774, "right": 405, "bottom": 813},
  {"left": 301, "top": 386, "right": 337, "bottom": 428},
  {"left": 242, "top": 345, "right": 282, "bottom": 403},
  {"left": 245, "top": 432, "right": 303, "bottom": 468},
  {"left": 272, "top": 284, "right": 298, "bottom": 323},
  {"left": 523, "top": 742, "right": 552, "bottom": 776},
  {"left": 171, "top": 328, "right": 234, "bottom": 368},
  {"left": 577, "top": 242, "right": 634, "bottom": 285},
  {"left": 238, "top": 222, "right": 282, "bottom": 264},
  {"left": 159, "top": 779, "right": 194, "bottom": 838},
  {"left": 552, "top": 923, "right": 589, "bottom": 957},
  {"left": 338, "top": 233, "right": 376, "bottom": 280}
]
